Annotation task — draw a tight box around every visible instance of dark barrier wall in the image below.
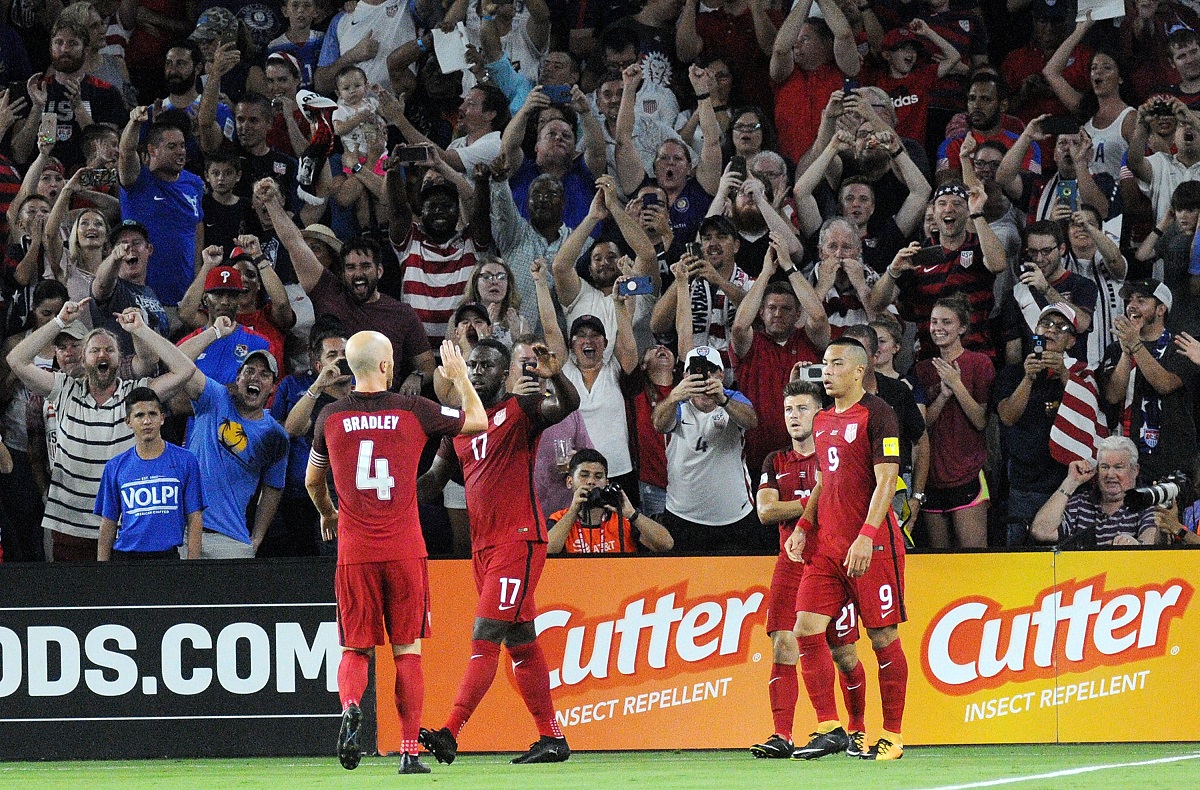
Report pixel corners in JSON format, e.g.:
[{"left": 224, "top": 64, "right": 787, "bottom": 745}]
[{"left": 0, "top": 559, "right": 340, "bottom": 760}]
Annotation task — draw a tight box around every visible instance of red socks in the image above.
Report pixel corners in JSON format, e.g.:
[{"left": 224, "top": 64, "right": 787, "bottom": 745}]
[
  {"left": 393, "top": 653, "right": 424, "bottom": 755},
  {"left": 768, "top": 662, "right": 798, "bottom": 741},
  {"left": 839, "top": 659, "right": 867, "bottom": 733},
  {"left": 874, "top": 638, "right": 908, "bottom": 734},
  {"left": 507, "top": 640, "right": 563, "bottom": 739},
  {"left": 796, "top": 633, "right": 839, "bottom": 724},
  {"left": 337, "top": 649, "right": 369, "bottom": 710},
  {"left": 445, "top": 639, "right": 501, "bottom": 738}
]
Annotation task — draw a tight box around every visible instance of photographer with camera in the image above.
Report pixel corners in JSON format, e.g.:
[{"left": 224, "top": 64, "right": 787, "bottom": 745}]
[
  {"left": 1030, "top": 436, "right": 1159, "bottom": 546},
  {"left": 547, "top": 449, "right": 673, "bottom": 554}
]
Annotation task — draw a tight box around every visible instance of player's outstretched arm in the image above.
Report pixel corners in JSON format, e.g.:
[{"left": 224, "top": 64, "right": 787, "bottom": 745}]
[
  {"left": 530, "top": 341, "right": 580, "bottom": 424},
  {"left": 439, "top": 339, "right": 487, "bottom": 434},
  {"left": 305, "top": 460, "right": 338, "bottom": 540}
]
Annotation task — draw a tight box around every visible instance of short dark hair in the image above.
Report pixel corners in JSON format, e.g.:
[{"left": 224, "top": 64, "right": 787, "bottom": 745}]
[
  {"left": 763, "top": 281, "right": 800, "bottom": 303},
  {"left": 1026, "top": 219, "right": 1065, "bottom": 247},
  {"left": 52, "top": 17, "right": 89, "bottom": 42},
  {"left": 168, "top": 41, "right": 205, "bottom": 70},
  {"left": 567, "top": 447, "right": 608, "bottom": 475},
  {"left": 828, "top": 336, "right": 867, "bottom": 355},
  {"left": 473, "top": 337, "right": 511, "bottom": 369},
  {"left": 600, "top": 23, "right": 640, "bottom": 56},
  {"left": 204, "top": 148, "right": 244, "bottom": 172},
  {"left": 474, "top": 83, "right": 511, "bottom": 132},
  {"left": 340, "top": 235, "right": 381, "bottom": 268},
  {"left": 124, "top": 386, "right": 162, "bottom": 414},
  {"left": 236, "top": 92, "right": 274, "bottom": 117},
  {"left": 334, "top": 64, "right": 366, "bottom": 85},
  {"left": 79, "top": 123, "right": 119, "bottom": 158},
  {"left": 976, "top": 140, "right": 1009, "bottom": 159},
  {"left": 933, "top": 292, "right": 972, "bottom": 327},
  {"left": 840, "top": 323, "right": 879, "bottom": 356},
  {"left": 1167, "top": 28, "right": 1200, "bottom": 54},
  {"left": 969, "top": 72, "right": 1007, "bottom": 102},
  {"left": 308, "top": 316, "right": 348, "bottom": 357},
  {"left": 1171, "top": 180, "right": 1200, "bottom": 212},
  {"left": 145, "top": 122, "right": 185, "bottom": 148}
]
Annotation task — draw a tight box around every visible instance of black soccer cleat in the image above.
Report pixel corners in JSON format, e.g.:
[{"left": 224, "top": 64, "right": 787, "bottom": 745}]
[
  {"left": 399, "top": 752, "right": 431, "bottom": 774},
  {"left": 510, "top": 735, "right": 571, "bottom": 764},
  {"left": 791, "top": 726, "right": 850, "bottom": 760},
  {"left": 419, "top": 726, "right": 458, "bottom": 765},
  {"left": 337, "top": 703, "right": 363, "bottom": 770},
  {"left": 749, "top": 734, "right": 794, "bottom": 759},
  {"left": 846, "top": 730, "right": 867, "bottom": 758}
]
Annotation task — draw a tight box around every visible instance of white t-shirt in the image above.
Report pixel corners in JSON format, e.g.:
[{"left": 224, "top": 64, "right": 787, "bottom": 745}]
[
  {"left": 563, "top": 354, "right": 632, "bottom": 477},
  {"left": 448, "top": 130, "right": 502, "bottom": 171},
  {"left": 333, "top": 0, "right": 414, "bottom": 89},
  {"left": 664, "top": 396, "right": 754, "bottom": 525}
]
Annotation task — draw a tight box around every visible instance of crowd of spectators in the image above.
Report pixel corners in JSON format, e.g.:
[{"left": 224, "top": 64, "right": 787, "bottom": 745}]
[{"left": 2, "top": 0, "right": 1200, "bottom": 562}]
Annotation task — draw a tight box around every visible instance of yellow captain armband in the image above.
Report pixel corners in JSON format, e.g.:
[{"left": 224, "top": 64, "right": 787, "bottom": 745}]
[{"left": 883, "top": 437, "right": 900, "bottom": 457}]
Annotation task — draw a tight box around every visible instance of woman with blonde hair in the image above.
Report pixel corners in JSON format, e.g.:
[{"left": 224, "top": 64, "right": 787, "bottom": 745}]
[{"left": 44, "top": 168, "right": 111, "bottom": 309}]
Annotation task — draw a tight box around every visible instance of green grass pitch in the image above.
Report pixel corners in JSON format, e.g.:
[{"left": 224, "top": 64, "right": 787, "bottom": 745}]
[{"left": 2, "top": 744, "right": 1198, "bottom": 789}]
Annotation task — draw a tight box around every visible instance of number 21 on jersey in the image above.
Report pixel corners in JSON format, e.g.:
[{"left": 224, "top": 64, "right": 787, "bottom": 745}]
[{"left": 355, "top": 440, "right": 395, "bottom": 499}]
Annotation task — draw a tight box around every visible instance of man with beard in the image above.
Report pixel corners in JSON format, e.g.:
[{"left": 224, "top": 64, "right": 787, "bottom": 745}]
[
  {"left": 1162, "top": 29, "right": 1200, "bottom": 110},
  {"left": 731, "top": 232, "right": 828, "bottom": 478},
  {"left": 868, "top": 181, "right": 1007, "bottom": 361},
  {"left": 269, "top": 185, "right": 436, "bottom": 394},
  {"left": 937, "top": 73, "right": 1042, "bottom": 177},
  {"left": 12, "top": 17, "right": 126, "bottom": 169},
  {"left": 119, "top": 107, "right": 205, "bottom": 310},
  {"left": 388, "top": 158, "right": 482, "bottom": 344},
  {"left": 156, "top": 42, "right": 234, "bottom": 166},
  {"left": 177, "top": 264, "right": 272, "bottom": 384},
  {"left": 7, "top": 302, "right": 200, "bottom": 561},
  {"left": 1127, "top": 95, "right": 1200, "bottom": 223},
  {"left": 705, "top": 171, "right": 801, "bottom": 279},
  {"left": 419, "top": 338, "right": 580, "bottom": 767},
  {"left": 179, "top": 339, "right": 290, "bottom": 558}
]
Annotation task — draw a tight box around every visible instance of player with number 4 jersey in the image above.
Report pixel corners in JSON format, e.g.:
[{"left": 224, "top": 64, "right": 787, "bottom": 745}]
[
  {"left": 420, "top": 339, "right": 581, "bottom": 767},
  {"left": 308, "top": 334, "right": 487, "bottom": 775},
  {"left": 786, "top": 338, "right": 910, "bottom": 762}
]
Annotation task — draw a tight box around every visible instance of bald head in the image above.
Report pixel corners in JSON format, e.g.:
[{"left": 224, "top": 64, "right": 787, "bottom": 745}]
[{"left": 345, "top": 331, "right": 394, "bottom": 391}]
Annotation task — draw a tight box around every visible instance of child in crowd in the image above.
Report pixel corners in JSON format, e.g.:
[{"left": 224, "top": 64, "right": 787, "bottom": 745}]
[
  {"left": 201, "top": 151, "right": 251, "bottom": 255},
  {"left": 331, "top": 66, "right": 384, "bottom": 173}
]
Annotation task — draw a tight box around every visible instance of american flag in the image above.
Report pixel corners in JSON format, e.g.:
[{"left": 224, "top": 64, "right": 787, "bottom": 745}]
[{"left": 1049, "top": 361, "right": 1109, "bottom": 465}]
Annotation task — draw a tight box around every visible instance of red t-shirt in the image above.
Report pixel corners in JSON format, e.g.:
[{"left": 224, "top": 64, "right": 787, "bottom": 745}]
[
  {"left": 453, "top": 394, "right": 552, "bottom": 549},
  {"left": 310, "top": 391, "right": 465, "bottom": 564},
  {"left": 734, "top": 328, "right": 821, "bottom": 477},
  {"left": 862, "top": 62, "right": 939, "bottom": 146},
  {"left": 1002, "top": 43, "right": 1091, "bottom": 124},
  {"left": 775, "top": 62, "right": 844, "bottom": 164},
  {"left": 913, "top": 349, "right": 994, "bottom": 489},
  {"left": 812, "top": 394, "right": 901, "bottom": 561},
  {"left": 631, "top": 381, "right": 672, "bottom": 489},
  {"left": 759, "top": 448, "right": 819, "bottom": 556}
]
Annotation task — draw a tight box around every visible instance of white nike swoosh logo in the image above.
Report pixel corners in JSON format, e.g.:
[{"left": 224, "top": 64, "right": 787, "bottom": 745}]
[
  {"left": 498, "top": 604, "right": 516, "bottom": 611},
  {"left": 846, "top": 684, "right": 862, "bottom": 690},
  {"left": 768, "top": 677, "right": 780, "bottom": 685},
  {"left": 470, "top": 654, "right": 483, "bottom": 660},
  {"left": 777, "top": 472, "right": 790, "bottom": 479},
  {"left": 815, "top": 431, "right": 825, "bottom": 437},
  {"left": 880, "top": 662, "right": 892, "bottom": 669},
  {"left": 920, "top": 265, "right": 940, "bottom": 273},
  {"left": 512, "top": 660, "right": 524, "bottom": 668},
  {"left": 153, "top": 196, "right": 166, "bottom": 201}
]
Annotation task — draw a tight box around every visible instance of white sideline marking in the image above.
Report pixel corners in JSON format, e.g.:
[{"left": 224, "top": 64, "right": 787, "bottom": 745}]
[{"left": 917, "top": 752, "right": 1200, "bottom": 789}]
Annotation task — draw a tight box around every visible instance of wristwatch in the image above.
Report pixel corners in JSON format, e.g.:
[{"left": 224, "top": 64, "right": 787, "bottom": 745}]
[
  {"left": 351, "top": 162, "right": 364, "bottom": 174},
  {"left": 911, "top": 492, "right": 927, "bottom": 504}
]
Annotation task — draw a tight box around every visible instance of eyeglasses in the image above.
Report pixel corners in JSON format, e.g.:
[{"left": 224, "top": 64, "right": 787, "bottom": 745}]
[
  {"left": 733, "top": 123, "right": 762, "bottom": 133},
  {"left": 478, "top": 272, "right": 508, "bottom": 282},
  {"left": 752, "top": 169, "right": 784, "bottom": 181},
  {"left": 1036, "top": 319, "right": 1074, "bottom": 334}
]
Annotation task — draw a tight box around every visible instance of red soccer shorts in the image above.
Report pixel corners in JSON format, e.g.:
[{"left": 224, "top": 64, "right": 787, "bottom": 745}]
[
  {"left": 336, "top": 558, "right": 431, "bottom": 648},
  {"left": 473, "top": 540, "right": 546, "bottom": 623},
  {"left": 795, "top": 549, "right": 905, "bottom": 630},
  {"left": 767, "top": 553, "right": 859, "bottom": 646}
]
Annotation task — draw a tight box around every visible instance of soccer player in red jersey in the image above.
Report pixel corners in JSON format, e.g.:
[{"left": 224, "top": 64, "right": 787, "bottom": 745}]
[
  {"left": 750, "top": 378, "right": 867, "bottom": 760},
  {"left": 420, "top": 337, "right": 581, "bottom": 766},
  {"left": 786, "top": 337, "right": 908, "bottom": 761},
  {"left": 306, "top": 333, "right": 487, "bottom": 774}
]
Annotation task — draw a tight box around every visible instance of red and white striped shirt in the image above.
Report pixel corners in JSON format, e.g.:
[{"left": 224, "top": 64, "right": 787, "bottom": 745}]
[{"left": 393, "top": 224, "right": 479, "bottom": 342}]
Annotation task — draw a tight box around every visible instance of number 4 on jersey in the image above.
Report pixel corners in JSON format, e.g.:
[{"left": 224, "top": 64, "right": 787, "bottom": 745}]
[{"left": 355, "top": 440, "right": 395, "bottom": 500}]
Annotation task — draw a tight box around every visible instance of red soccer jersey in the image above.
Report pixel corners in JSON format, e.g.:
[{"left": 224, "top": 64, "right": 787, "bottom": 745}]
[
  {"left": 759, "top": 448, "right": 820, "bottom": 556},
  {"left": 735, "top": 328, "right": 822, "bottom": 478},
  {"left": 310, "top": 391, "right": 465, "bottom": 565},
  {"left": 862, "top": 63, "right": 939, "bottom": 147},
  {"left": 812, "top": 394, "right": 902, "bottom": 561},
  {"left": 453, "top": 394, "right": 552, "bottom": 549}
]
